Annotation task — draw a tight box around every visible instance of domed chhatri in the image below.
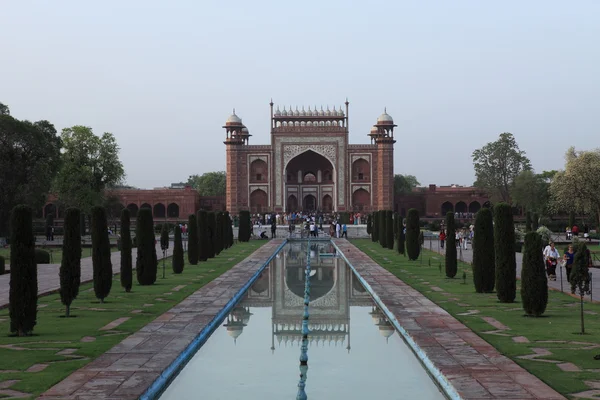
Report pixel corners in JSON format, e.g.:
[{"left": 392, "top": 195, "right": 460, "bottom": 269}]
[
  {"left": 376, "top": 107, "right": 394, "bottom": 124},
  {"left": 225, "top": 109, "right": 243, "bottom": 126}
]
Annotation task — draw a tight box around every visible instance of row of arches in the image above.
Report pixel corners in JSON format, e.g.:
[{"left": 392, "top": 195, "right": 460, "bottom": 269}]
[
  {"left": 126, "top": 203, "right": 180, "bottom": 218},
  {"left": 275, "top": 120, "right": 344, "bottom": 127},
  {"left": 441, "top": 201, "right": 481, "bottom": 216}
]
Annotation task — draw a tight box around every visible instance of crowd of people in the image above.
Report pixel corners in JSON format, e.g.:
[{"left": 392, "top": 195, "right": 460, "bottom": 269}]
[{"left": 251, "top": 211, "right": 357, "bottom": 239}]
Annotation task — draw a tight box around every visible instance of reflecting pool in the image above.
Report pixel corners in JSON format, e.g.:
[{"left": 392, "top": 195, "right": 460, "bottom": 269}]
[{"left": 160, "top": 241, "right": 446, "bottom": 400}]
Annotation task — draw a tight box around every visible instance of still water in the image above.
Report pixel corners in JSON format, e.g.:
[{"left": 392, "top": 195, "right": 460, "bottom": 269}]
[{"left": 160, "top": 241, "right": 446, "bottom": 400}]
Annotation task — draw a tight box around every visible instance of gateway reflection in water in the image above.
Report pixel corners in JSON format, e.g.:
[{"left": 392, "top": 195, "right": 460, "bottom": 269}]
[{"left": 160, "top": 242, "right": 445, "bottom": 400}]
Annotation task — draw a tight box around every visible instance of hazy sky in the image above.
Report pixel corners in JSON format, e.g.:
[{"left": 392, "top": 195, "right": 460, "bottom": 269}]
[{"left": 2, "top": 1, "right": 599, "bottom": 189}]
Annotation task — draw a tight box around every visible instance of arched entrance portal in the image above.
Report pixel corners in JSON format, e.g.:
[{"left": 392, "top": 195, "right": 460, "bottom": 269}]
[
  {"left": 303, "top": 194, "right": 316, "bottom": 211},
  {"left": 250, "top": 189, "right": 268, "bottom": 213},
  {"left": 285, "top": 150, "right": 335, "bottom": 212}
]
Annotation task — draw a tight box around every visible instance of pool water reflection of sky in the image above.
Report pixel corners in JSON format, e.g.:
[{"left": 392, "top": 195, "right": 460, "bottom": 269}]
[{"left": 160, "top": 242, "right": 445, "bottom": 400}]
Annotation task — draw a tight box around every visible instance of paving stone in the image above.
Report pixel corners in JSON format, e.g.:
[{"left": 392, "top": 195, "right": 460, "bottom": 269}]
[
  {"left": 557, "top": 362, "right": 581, "bottom": 372},
  {"left": 80, "top": 336, "right": 97, "bottom": 343},
  {"left": 130, "top": 310, "right": 143, "bottom": 314},
  {"left": 0, "top": 389, "right": 30, "bottom": 398},
  {"left": 512, "top": 336, "right": 530, "bottom": 343},
  {"left": 171, "top": 285, "right": 186, "bottom": 292},
  {"left": 26, "top": 363, "right": 49, "bottom": 372},
  {"left": 142, "top": 304, "right": 153, "bottom": 307},
  {"left": 99, "top": 317, "right": 130, "bottom": 331},
  {"left": 56, "top": 348, "right": 78, "bottom": 355},
  {"left": 481, "top": 316, "right": 510, "bottom": 331},
  {"left": 0, "top": 380, "right": 19, "bottom": 389}
]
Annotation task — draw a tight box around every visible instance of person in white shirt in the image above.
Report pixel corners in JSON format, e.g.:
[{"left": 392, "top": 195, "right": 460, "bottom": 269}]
[{"left": 543, "top": 242, "right": 560, "bottom": 281}]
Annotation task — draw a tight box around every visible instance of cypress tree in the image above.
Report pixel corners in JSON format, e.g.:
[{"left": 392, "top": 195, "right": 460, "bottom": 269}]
[
  {"left": 525, "top": 211, "right": 532, "bottom": 232},
  {"left": 172, "top": 225, "right": 184, "bottom": 274},
  {"left": 239, "top": 210, "right": 251, "bottom": 242},
  {"left": 372, "top": 211, "right": 379, "bottom": 243},
  {"left": 397, "top": 216, "right": 405, "bottom": 255},
  {"left": 91, "top": 206, "right": 112, "bottom": 302},
  {"left": 187, "top": 214, "right": 199, "bottom": 264},
  {"left": 386, "top": 211, "right": 394, "bottom": 250},
  {"left": 445, "top": 211, "right": 457, "bottom": 278},
  {"left": 120, "top": 209, "right": 132, "bottom": 292},
  {"left": 9, "top": 205, "right": 37, "bottom": 336},
  {"left": 80, "top": 212, "right": 86, "bottom": 237},
  {"left": 136, "top": 208, "right": 157, "bottom": 285},
  {"left": 225, "top": 211, "right": 234, "bottom": 247},
  {"left": 160, "top": 223, "right": 170, "bottom": 279},
  {"left": 393, "top": 212, "right": 399, "bottom": 238},
  {"left": 198, "top": 210, "right": 209, "bottom": 261},
  {"left": 571, "top": 242, "right": 591, "bottom": 334},
  {"left": 215, "top": 212, "right": 223, "bottom": 255},
  {"left": 532, "top": 212, "right": 539, "bottom": 231},
  {"left": 472, "top": 208, "right": 495, "bottom": 293},
  {"left": 366, "top": 213, "right": 372, "bottom": 236},
  {"left": 0, "top": 256, "right": 5, "bottom": 275},
  {"left": 60, "top": 208, "right": 81, "bottom": 317},
  {"left": 207, "top": 211, "right": 217, "bottom": 258},
  {"left": 521, "top": 232, "right": 548, "bottom": 317},
  {"left": 494, "top": 202, "right": 517, "bottom": 303},
  {"left": 379, "top": 210, "right": 386, "bottom": 248},
  {"left": 405, "top": 209, "right": 420, "bottom": 260}
]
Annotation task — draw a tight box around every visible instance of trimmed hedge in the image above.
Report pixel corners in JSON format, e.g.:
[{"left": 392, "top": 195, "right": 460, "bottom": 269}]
[
  {"left": 378, "top": 210, "right": 386, "bottom": 248},
  {"left": 160, "top": 223, "right": 170, "bottom": 253},
  {"left": 406, "top": 209, "right": 420, "bottom": 260},
  {"left": 396, "top": 216, "right": 405, "bottom": 255},
  {"left": 207, "top": 212, "right": 216, "bottom": 258},
  {"left": 525, "top": 211, "right": 532, "bottom": 232},
  {"left": 521, "top": 232, "right": 548, "bottom": 316},
  {"left": 472, "top": 208, "right": 495, "bottom": 293},
  {"left": 0, "top": 255, "right": 5, "bottom": 275},
  {"left": 532, "top": 212, "right": 539, "bottom": 231},
  {"left": 494, "top": 203, "right": 517, "bottom": 303},
  {"left": 172, "top": 225, "right": 184, "bottom": 274},
  {"left": 60, "top": 208, "right": 81, "bottom": 317},
  {"left": 120, "top": 208, "right": 132, "bottom": 292},
  {"left": 225, "top": 211, "right": 234, "bottom": 248},
  {"left": 215, "top": 211, "right": 224, "bottom": 255},
  {"left": 34, "top": 249, "right": 50, "bottom": 264},
  {"left": 198, "top": 210, "right": 209, "bottom": 261},
  {"left": 91, "top": 206, "right": 112, "bottom": 302},
  {"left": 136, "top": 208, "right": 157, "bottom": 285},
  {"left": 366, "top": 214, "right": 372, "bottom": 236},
  {"left": 445, "top": 211, "right": 457, "bottom": 278},
  {"left": 187, "top": 214, "right": 199, "bottom": 265},
  {"left": 386, "top": 211, "right": 394, "bottom": 250},
  {"left": 9, "top": 205, "right": 37, "bottom": 336},
  {"left": 239, "top": 210, "right": 251, "bottom": 242},
  {"left": 372, "top": 212, "right": 379, "bottom": 243}
]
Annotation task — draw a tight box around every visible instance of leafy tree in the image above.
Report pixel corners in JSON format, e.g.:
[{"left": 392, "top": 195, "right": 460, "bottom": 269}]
[
  {"left": 91, "top": 206, "right": 112, "bottom": 302},
  {"left": 396, "top": 216, "right": 405, "bottom": 255},
  {"left": 494, "top": 203, "right": 517, "bottom": 303},
  {"left": 238, "top": 210, "right": 251, "bottom": 242},
  {"left": 187, "top": 171, "right": 226, "bottom": 196},
  {"left": 120, "top": 208, "right": 132, "bottom": 292},
  {"left": 405, "top": 209, "right": 420, "bottom": 260},
  {"left": 525, "top": 211, "right": 532, "bottom": 232},
  {"left": 60, "top": 208, "right": 81, "bottom": 317},
  {"left": 472, "top": 208, "right": 495, "bottom": 292},
  {"left": 0, "top": 102, "right": 9, "bottom": 115},
  {"left": 569, "top": 211, "right": 576, "bottom": 229},
  {"left": 521, "top": 232, "right": 548, "bottom": 317},
  {"left": 0, "top": 113, "right": 61, "bottom": 236},
  {"left": 188, "top": 214, "right": 199, "bottom": 264},
  {"left": 198, "top": 210, "right": 210, "bottom": 260},
  {"left": 372, "top": 212, "right": 379, "bottom": 243},
  {"left": 571, "top": 242, "right": 592, "bottom": 334},
  {"left": 136, "top": 208, "right": 157, "bottom": 285},
  {"left": 215, "top": 211, "right": 224, "bottom": 255},
  {"left": 172, "top": 225, "right": 184, "bottom": 274},
  {"left": 511, "top": 170, "right": 551, "bottom": 214},
  {"left": 386, "top": 211, "right": 394, "bottom": 250},
  {"left": 472, "top": 132, "right": 531, "bottom": 203},
  {"left": 394, "top": 174, "right": 420, "bottom": 195},
  {"left": 53, "top": 126, "right": 124, "bottom": 213},
  {"left": 9, "top": 205, "right": 37, "bottom": 336},
  {"left": 550, "top": 147, "right": 600, "bottom": 228},
  {"left": 445, "top": 212, "right": 457, "bottom": 278},
  {"left": 207, "top": 212, "right": 217, "bottom": 258}
]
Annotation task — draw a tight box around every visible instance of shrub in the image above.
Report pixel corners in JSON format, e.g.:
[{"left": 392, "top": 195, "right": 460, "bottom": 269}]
[
  {"left": 366, "top": 214, "right": 372, "bottom": 236},
  {"left": 571, "top": 242, "right": 592, "bottom": 334},
  {"left": 386, "top": 211, "right": 394, "bottom": 250},
  {"left": 34, "top": 249, "right": 50, "bottom": 264},
  {"left": 225, "top": 211, "right": 234, "bottom": 248},
  {"left": 428, "top": 220, "right": 441, "bottom": 232},
  {"left": 378, "top": 211, "right": 386, "bottom": 248},
  {"left": 207, "top": 211, "right": 216, "bottom": 258},
  {"left": 393, "top": 212, "right": 399, "bottom": 238},
  {"left": 494, "top": 203, "right": 517, "bottom": 303},
  {"left": 160, "top": 223, "right": 170, "bottom": 253},
  {"left": 172, "top": 225, "right": 184, "bottom": 274},
  {"left": 198, "top": 210, "right": 209, "bottom": 261},
  {"left": 60, "top": 208, "right": 81, "bottom": 317},
  {"left": 120, "top": 209, "right": 132, "bottom": 292},
  {"left": 215, "top": 211, "right": 223, "bottom": 255},
  {"left": 521, "top": 232, "right": 548, "bottom": 317},
  {"left": 9, "top": 205, "right": 37, "bottom": 336},
  {"left": 239, "top": 210, "right": 251, "bottom": 242},
  {"left": 445, "top": 211, "right": 457, "bottom": 278},
  {"left": 406, "top": 209, "right": 420, "bottom": 260},
  {"left": 80, "top": 212, "right": 86, "bottom": 237},
  {"left": 525, "top": 211, "right": 532, "bottom": 232},
  {"left": 0, "top": 255, "right": 5, "bottom": 275},
  {"left": 372, "top": 211, "right": 379, "bottom": 243},
  {"left": 532, "top": 212, "right": 539, "bottom": 231},
  {"left": 397, "top": 216, "right": 405, "bottom": 255},
  {"left": 136, "top": 208, "right": 157, "bottom": 285},
  {"left": 187, "top": 214, "right": 199, "bottom": 265},
  {"left": 91, "top": 206, "right": 112, "bottom": 302},
  {"left": 472, "top": 208, "right": 494, "bottom": 293}
]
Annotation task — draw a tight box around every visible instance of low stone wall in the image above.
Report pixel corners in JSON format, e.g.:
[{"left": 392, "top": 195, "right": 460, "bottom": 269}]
[{"left": 232, "top": 224, "right": 370, "bottom": 239}]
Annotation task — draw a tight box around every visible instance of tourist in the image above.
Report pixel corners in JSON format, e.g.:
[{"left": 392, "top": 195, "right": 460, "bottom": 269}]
[
  {"left": 336, "top": 221, "right": 341, "bottom": 238},
  {"left": 439, "top": 230, "right": 446, "bottom": 249},
  {"left": 572, "top": 224, "right": 579, "bottom": 238},
  {"left": 341, "top": 223, "right": 347, "bottom": 238},
  {"left": 543, "top": 241, "right": 560, "bottom": 281},
  {"left": 271, "top": 221, "right": 277, "bottom": 238},
  {"left": 563, "top": 244, "right": 575, "bottom": 282}
]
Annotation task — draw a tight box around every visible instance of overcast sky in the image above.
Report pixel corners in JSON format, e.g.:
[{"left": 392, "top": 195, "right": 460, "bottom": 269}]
[{"left": 1, "top": 1, "right": 599, "bottom": 189}]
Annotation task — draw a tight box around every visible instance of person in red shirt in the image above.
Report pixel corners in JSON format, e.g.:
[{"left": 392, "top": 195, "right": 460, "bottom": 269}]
[
  {"left": 439, "top": 230, "right": 446, "bottom": 249},
  {"left": 572, "top": 225, "right": 579, "bottom": 237}
]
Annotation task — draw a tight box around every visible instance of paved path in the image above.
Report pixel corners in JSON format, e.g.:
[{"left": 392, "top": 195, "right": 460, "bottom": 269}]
[
  {"left": 39, "top": 239, "right": 284, "bottom": 400},
  {"left": 336, "top": 239, "right": 565, "bottom": 400},
  {"left": 0, "top": 242, "right": 174, "bottom": 310},
  {"left": 424, "top": 238, "right": 599, "bottom": 301}
]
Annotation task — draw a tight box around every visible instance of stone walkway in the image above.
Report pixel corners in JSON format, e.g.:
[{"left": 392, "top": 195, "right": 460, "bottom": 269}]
[
  {"left": 424, "top": 238, "right": 599, "bottom": 301},
  {"left": 0, "top": 242, "right": 174, "bottom": 310},
  {"left": 37, "top": 239, "right": 284, "bottom": 400},
  {"left": 336, "top": 239, "right": 566, "bottom": 400}
]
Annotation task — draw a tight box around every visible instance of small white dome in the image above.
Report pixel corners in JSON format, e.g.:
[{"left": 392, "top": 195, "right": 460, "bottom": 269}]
[
  {"left": 338, "top": 107, "right": 344, "bottom": 116},
  {"left": 274, "top": 106, "right": 281, "bottom": 116},
  {"left": 225, "top": 111, "right": 242, "bottom": 124},
  {"left": 318, "top": 107, "right": 324, "bottom": 116},
  {"left": 227, "top": 328, "right": 243, "bottom": 339},
  {"left": 313, "top": 106, "right": 318, "bottom": 116},
  {"left": 370, "top": 126, "right": 378, "bottom": 134},
  {"left": 379, "top": 325, "right": 395, "bottom": 338},
  {"left": 300, "top": 106, "right": 306, "bottom": 116},
  {"left": 281, "top": 107, "right": 288, "bottom": 116},
  {"left": 377, "top": 108, "right": 394, "bottom": 124},
  {"left": 241, "top": 126, "right": 249, "bottom": 134},
  {"left": 293, "top": 107, "right": 300, "bottom": 116},
  {"left": 326, "top": 107, "right": 332, "bottom": 116}
]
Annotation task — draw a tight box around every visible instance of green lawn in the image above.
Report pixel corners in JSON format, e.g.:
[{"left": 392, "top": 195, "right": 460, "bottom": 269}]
[
  {"left": 0, "top": 241, "right": 264, "bottom": 399},
  {"left": 351, "top": 239, "right": 600, "bottom": 400},
  {"left": 0, "top": 246, "right": 119, "bottom": 266}
]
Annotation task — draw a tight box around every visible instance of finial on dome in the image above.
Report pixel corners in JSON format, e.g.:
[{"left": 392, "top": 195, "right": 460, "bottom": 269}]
[
  {"left": 384, "top": 107, "right": 387, "bottom": 113},
  {"left": 233, "top": 108, "right": 236, "bottom": 114}
]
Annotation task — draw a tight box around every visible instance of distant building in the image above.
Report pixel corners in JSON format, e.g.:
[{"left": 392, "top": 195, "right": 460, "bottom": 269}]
[{"left": 394, "top": 184, "right": 490, "bottom": 218}]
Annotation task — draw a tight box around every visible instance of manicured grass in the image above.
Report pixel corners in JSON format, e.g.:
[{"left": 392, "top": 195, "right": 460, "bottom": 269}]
[
  {"left": 0, "top": 246, "right": 119, "bottom": 267},
  {"left": 0, "top": 241, "right": 264, "bottom": 398},
  {"left": 351, "top": 239, "right": 600, "bottom": 399}
]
